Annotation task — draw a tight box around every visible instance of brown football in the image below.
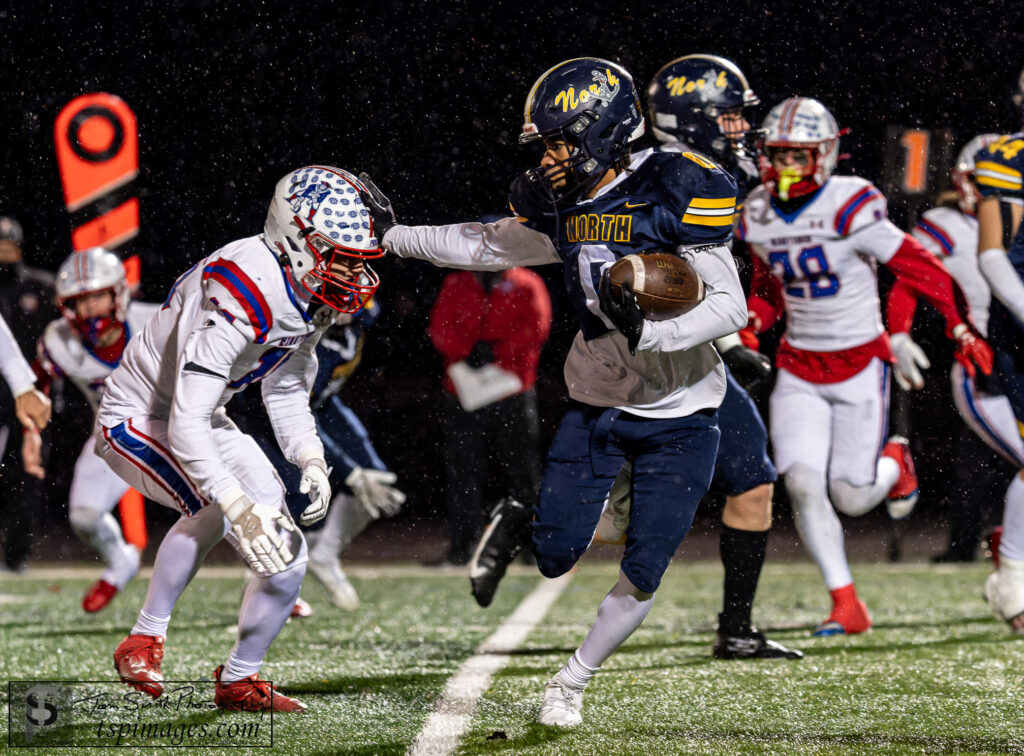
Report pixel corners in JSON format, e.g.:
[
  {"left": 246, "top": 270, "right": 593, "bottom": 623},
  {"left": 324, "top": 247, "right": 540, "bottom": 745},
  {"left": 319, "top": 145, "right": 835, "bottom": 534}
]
[{"left": 607, "top": 252, "right": 705, "bottom": 320}]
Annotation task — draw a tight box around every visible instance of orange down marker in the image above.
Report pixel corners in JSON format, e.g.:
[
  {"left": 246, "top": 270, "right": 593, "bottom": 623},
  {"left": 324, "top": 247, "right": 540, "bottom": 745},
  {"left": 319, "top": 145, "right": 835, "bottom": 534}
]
[{"left": 55, "top": 93, "right": 138, "bottom": 211}]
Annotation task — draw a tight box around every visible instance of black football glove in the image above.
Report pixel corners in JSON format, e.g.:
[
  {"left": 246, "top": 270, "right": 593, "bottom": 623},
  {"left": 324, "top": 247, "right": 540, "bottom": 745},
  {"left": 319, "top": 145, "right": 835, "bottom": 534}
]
[
  {"left": 599, "top": 269, "right": 644, "bottom": 355},
  {"left": 465, "top": 341, "right": 494, "bottom": 368},
  {"left": 721, "top": 344, "right": 772, "bottom": 391},
  {"left": 357, "top": 172, "right": 397, "bottom": 241}
]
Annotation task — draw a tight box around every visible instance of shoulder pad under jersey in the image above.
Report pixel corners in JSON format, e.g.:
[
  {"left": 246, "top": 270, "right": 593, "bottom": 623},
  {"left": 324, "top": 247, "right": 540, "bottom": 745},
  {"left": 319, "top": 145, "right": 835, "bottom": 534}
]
[
  {"left": 829, "top": 176, "right": 888, "bottom": 236},
  {"left": 201, "top": 248, "right": 277, "bottom": 345},
  {"left": 658, "top": 150, "right": 738, "bottom": 245}
]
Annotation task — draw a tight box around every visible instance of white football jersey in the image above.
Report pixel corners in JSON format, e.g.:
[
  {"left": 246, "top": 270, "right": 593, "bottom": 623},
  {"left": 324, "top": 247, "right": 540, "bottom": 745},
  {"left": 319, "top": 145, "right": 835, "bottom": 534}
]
[
  {"left": 911, "top": 206, "right": 991, "bottom": 336},
  {"left": 38, "top": 302, "right": 160, "bottom": 412},
  {"left": 98, "top": 235, "right": 326, "bottom": 506},
  {"left": 739, "top": 176, "right": 906, "bottom": 352}
]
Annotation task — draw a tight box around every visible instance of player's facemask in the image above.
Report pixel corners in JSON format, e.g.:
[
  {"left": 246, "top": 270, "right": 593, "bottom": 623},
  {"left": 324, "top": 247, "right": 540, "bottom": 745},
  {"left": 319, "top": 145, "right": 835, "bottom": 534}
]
[
  {"left": 64, "top": 292, "right": 125, "bottom": 347},
  {"left": 289, "top": 220, "right": 381, "bottom": 314},
  {"left": 765, "top": 147, "right": 818, "bottom": 201}
]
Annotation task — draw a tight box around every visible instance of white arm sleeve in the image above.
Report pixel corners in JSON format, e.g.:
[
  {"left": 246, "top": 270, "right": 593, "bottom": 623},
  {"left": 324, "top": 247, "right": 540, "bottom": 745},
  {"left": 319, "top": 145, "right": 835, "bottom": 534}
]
[
  {"left": 713, "top": 332, "right": 743, "bottom": 352},
  {"left": 261, "top": 332, "right": 325, "bottom": 468},
  {"left": 167, "top": 317, "right": 250, "bottom": 508},
  {"left": 979, "top": 248, "right": 1024, "bottom": 323},
  {"left": 636, "top": 245, "right": 748, "bottom": 352},
  {"left": 0, "top": 312, "right": 36, "bottom": 397},
  {"left": 384, "top": 218, "right": 560, "bottom": 270}
]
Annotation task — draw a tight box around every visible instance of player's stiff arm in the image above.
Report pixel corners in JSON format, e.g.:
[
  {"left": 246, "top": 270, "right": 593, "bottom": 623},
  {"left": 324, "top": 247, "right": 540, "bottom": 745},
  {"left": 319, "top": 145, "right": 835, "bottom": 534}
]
[
  {"left": 364, "top": 58, "right": 747, "bottom": 727},
  {"left": 973, "top": 128, "right": 1024, "bottom": 632},
  {"left": 96, "top": 166, "right": 384, "bottom": 712}
]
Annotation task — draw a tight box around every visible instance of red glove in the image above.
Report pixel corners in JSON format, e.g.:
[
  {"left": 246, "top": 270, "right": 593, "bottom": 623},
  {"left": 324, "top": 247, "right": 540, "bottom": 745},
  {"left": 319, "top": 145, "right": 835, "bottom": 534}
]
[
  {"left": 952, "top": 323, "right": 993, "bottom": 379},
  {"left": 738, "top": 324, "right": 760, "bottom": 350}
]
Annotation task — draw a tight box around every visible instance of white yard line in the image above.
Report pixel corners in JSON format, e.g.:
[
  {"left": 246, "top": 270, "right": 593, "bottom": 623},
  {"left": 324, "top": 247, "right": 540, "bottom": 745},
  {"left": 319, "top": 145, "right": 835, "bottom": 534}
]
[
  {"left": 408, "top": 573, "right": 572, "bottom": 756},
  {"left": 0, "top": 563, "right": 545, "bottom": 581}
]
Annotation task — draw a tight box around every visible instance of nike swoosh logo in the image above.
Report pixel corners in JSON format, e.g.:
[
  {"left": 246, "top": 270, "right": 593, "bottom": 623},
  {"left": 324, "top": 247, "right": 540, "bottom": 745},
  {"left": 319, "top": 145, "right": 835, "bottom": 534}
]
[{"left": 624, "top": 202, "right": 648, "bottom": 208}]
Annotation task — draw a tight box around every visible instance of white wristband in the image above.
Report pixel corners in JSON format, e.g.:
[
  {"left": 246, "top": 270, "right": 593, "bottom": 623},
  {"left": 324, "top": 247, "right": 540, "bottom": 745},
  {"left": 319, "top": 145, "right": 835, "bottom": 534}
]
[{"left": 714, "top": 332, "right": 743, "bottom": 352}]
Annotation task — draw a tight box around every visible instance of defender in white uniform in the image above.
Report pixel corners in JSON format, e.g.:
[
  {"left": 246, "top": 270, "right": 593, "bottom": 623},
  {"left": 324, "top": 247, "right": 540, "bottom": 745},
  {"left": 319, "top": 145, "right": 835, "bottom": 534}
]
[
  {"left": 35, "top": 248, "right": 158, "bottom": 612},
  {"left": 887, "top": 134, "right": 1024, "bottom": 469},
  {"left": 98, "top": 166, "right": 382, "bottom": 712},
  {"left": 738, "top": 98, "right": 993, "bottom": 635}
]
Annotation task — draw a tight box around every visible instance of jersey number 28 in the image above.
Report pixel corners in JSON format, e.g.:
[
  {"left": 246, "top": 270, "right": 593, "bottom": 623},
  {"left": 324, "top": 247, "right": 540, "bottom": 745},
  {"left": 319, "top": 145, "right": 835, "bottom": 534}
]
[{"left": 768, "top": 246, "right": 840, "bottom": 298}]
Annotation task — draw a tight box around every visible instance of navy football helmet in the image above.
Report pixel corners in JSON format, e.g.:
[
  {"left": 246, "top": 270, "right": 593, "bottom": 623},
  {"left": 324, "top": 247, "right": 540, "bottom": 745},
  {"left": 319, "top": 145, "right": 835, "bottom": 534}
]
[
  {"left": 647, "top": 55, "right": 759, "bottom": 165},
  {"left": 519, "top": 58, "right": 645, "bottom": 204}
]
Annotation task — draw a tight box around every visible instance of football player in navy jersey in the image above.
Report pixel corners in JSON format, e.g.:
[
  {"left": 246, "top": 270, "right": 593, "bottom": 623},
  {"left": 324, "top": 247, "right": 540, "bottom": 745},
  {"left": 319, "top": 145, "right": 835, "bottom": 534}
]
[
  {"left": 973, "top": 82, "right": 1024, "bottom": 631},
  {"left": 643, "top": 54, "right": 800, "bottom": 659},
  {"left": 362, "top": 57, "right": 748, "bottom": 727}
]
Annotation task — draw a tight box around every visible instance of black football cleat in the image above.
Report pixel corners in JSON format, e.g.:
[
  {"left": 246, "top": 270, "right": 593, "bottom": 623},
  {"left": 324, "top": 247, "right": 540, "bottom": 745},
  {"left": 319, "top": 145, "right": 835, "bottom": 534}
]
[
  {"left": 713, "top": 616, "right": 804, "bottom": 660},
  {"left": 469, "top": 498, "right": 532, "bottom": 608}
]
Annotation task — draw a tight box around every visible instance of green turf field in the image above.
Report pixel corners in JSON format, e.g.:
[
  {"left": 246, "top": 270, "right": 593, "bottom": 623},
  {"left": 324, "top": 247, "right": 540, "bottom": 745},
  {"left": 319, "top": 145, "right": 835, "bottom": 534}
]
[{"left": 1, "top": 559, "right": 1021, "bottom": 755}]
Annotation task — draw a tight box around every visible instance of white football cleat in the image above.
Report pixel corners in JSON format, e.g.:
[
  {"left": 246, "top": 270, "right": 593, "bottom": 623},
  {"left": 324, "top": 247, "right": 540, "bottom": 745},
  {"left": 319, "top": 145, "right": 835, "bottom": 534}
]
[
  {"left": 537, "top": 676, "right": 583, "bottom": 728},
  {"left": 984, "top": 556, "right": 1024, "bottom": 633},
  {"left": 308, "top": 555, "right": 360, "bottom": 611}
]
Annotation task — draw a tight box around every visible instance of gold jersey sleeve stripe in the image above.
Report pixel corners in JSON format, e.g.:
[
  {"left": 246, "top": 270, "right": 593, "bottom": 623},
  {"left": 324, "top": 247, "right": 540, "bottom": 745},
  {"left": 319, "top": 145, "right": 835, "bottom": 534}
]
[
  {"left": 688, "top": 196, "right": 736, "bottom": 209},
  {"left": 977, "top": 160, "right": 1022, "bottom": 179}
]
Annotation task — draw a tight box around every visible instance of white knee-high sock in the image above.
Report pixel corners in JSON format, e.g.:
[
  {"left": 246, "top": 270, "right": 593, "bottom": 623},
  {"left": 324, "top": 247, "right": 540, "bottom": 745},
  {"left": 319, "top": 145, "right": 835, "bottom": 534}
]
[
  {"left": 131, "top": 506, "right": 226, "bottom": 637},
  {"left": 223, "top": 549, "right": 307, "bottom": 682},
  {"left": 70, "top": 509, "right": 139, "bottom": 588},
  {"left": 786, "top": 465, "right": 853, "bottom": 590},
  {"left": 830, "top": 457, "right": 900, "bottom": 517},
  {"left": 569, "top": 570, "right": 654, "bottom": 680},
  {"left": 1000, "top": 473, "right": 1024, "bottom": 562}
]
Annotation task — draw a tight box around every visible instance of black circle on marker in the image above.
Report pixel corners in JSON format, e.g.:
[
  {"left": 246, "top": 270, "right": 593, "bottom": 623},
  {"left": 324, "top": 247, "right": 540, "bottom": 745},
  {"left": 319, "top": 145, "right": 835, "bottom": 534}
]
[{"left": 68, "top": 106, "right": 124, "bottom": 162}]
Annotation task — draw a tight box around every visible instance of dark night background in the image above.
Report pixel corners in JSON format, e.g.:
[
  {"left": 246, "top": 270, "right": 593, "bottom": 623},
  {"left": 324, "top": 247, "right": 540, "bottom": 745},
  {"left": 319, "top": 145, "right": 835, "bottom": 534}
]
[{"left": 1, "top": 1, "right": 1021, "bottom": 559}]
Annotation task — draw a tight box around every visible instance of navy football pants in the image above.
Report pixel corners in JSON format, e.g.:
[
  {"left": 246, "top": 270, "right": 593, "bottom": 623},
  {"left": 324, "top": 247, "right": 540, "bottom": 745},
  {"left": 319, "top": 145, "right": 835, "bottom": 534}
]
[
  {"left": 532, "top": 402, "right": 720, "bottom": 594},
  {"left": 711, "top": 369, "right": 777, "bottom": 497}
]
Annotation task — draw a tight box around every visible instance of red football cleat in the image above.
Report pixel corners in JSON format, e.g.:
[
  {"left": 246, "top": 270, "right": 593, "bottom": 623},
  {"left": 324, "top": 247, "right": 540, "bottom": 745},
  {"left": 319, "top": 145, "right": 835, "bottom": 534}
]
[
  {"left": 213, "top": 665, "right": 307, "bottom": 713},
  {"left": 83, "top": 579, "right": 119, "bottom": 613},
  {"left": 290, "top": 597, "right": 313, "bottom": 618},
  {"left": 113, "top": 634, "right": 165, "bottom": 698},
  {"left": 814, "top": 599, "right": 873, "bottom": 636},
  {"left": 882, "top": 436, "right": 919, "bottom": 501}
]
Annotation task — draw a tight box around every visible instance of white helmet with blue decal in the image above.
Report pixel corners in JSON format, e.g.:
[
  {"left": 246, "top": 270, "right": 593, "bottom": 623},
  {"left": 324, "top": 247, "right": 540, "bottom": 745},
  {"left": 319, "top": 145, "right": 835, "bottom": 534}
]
[
  {"left": 758, "top": 97, "right": 841, "bottom": 200},
  {"left": 265, "top": 166, "right": 382, "bottom": 313}
]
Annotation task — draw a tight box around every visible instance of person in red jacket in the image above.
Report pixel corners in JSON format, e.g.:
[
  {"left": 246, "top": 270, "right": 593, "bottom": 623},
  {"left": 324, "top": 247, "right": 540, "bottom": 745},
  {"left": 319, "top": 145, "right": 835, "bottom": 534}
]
[{"left": 428, "top": 262, "right": 552, "bottom": 565}]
